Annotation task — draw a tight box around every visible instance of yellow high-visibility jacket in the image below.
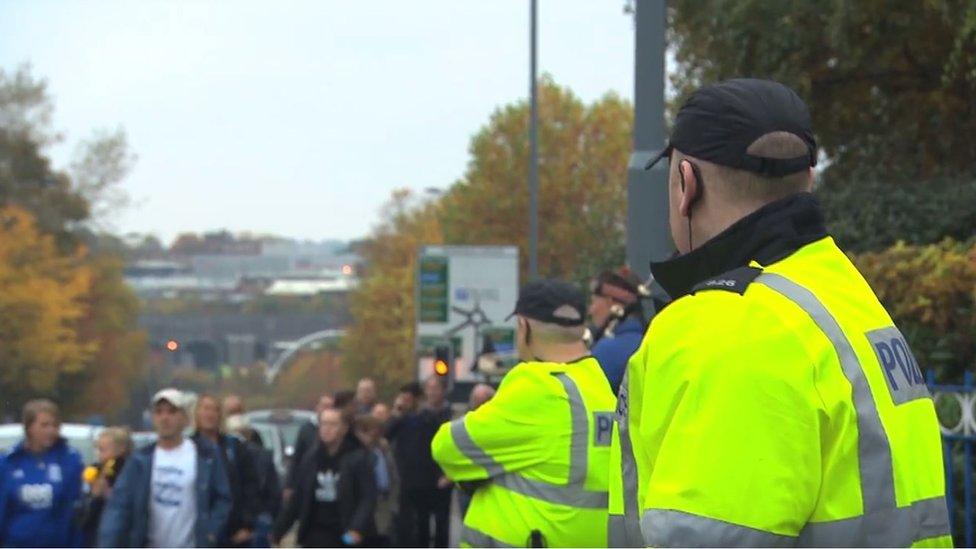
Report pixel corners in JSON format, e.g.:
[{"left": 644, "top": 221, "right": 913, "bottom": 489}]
[
  {"left": 432, "top": 357, "right": 616, "bottom": 547},
  {"left": 609, "top": 233, "right": 951, "bottom": 547}
]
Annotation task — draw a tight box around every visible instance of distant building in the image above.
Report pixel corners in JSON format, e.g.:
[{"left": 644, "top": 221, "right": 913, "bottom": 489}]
[
  {"left": 264, "top": 274, "right": 358, "bottom": 296},
  {"left": 126, "top": 238, "right": 359, "bottom": 369},
  {"left": 123, "top": 238, "right": 360, "bottom": 301}
]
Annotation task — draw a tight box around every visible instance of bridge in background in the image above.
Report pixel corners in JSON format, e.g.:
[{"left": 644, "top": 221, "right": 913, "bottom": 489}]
[{"left": 140, "top": 312, "right": 344, "bottom": 370}]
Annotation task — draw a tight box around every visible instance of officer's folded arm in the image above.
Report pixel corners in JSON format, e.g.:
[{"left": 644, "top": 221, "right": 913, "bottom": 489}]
[{"left": 431, "top": 365, "right": 564, "bottom": 482}]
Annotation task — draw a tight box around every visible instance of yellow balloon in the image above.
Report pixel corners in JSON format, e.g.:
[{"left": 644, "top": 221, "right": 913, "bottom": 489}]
[{"left": 82, "top": 465, "right": 99, "bottom": 484}]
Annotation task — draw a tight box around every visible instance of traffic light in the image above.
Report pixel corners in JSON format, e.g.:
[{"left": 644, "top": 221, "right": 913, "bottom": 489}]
[
  {"left": 433, "top": 344, "right": 451, "bottom": 377},
  {"left": 165, "top": 339, "right": 180, "bottom": 352}
]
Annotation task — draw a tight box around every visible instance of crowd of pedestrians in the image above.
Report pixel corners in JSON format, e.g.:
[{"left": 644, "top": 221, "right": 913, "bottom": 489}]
[{"left": 0, "top": 375, "right": 476, "bottom": 548}]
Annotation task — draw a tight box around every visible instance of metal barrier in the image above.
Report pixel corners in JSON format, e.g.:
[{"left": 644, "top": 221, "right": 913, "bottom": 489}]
[{"left": 929, "top": 370, "right": 976, "bottom": 546}]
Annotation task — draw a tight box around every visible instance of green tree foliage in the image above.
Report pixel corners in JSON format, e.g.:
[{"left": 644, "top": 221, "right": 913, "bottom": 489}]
[
  {"left": 0, "top": 65, "right": 58, "bottom": 145},
  {"left": 668, "top": 1, "right": 976, "bottom": 251},
  {"left": 0, "top": 130, "right": 88, "bottom": 251},
  {"left": 440, "top": 77, "right": 632, "bottom": 283},
  {"left": 70, "top": 127, "right": 137, "bottom": 230},
  {"left": 0, "top": 206, "right": 94, "bottom": 413},
  {"left": 343, "top": 79, "right": 633, "bottom": 390},
  {"left": 853, "top": 239, "right": 976, "bottom": 382},
  {"left": 63, "top": 254, "right": 148, "bottom": 422},
  {"left": 819, "top": 177, "right": 976, "bottom": 252},
  {"left": 341, "top": 190, "right": 443, "bottom": 392},
  {"left": 0, "top": 64, "right": 145, "bottom": 418},
  {"left": 668, "top": 0, "right": 976, "bottom": 181}
]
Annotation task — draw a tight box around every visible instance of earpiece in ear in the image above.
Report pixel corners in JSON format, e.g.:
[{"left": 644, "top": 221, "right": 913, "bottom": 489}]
[{"left": 679, "top": 160, "right": 703, "bottom": 208}]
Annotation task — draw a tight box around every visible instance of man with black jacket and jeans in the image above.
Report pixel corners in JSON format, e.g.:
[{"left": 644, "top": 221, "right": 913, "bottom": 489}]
[
  {"left": 192, "top": 394, "right": 260, "bottom": 547},
  {"left": 386, "top": 377, "right": 453, "bottom": 547},
  {"left": 273, "top": 408, "right": 377, "bottom": 547}
]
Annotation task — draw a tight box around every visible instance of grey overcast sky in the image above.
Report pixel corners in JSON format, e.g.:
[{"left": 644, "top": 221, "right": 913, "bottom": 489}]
[{"left": 0, "top": 1, "right": 635, "bottom": 244}]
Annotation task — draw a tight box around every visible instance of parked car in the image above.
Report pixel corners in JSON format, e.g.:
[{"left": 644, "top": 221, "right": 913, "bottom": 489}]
[
  {"left": 0, "top": 423, "right": 103, "bottom": 464},
  {"left": 243, "top": 409, "right": 315, "bottom": 477}
]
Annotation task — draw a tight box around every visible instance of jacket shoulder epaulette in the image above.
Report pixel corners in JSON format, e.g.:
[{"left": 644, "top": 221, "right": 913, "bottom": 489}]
[{"left": 691, "top": 266, "right": 763, "bottom": 296}]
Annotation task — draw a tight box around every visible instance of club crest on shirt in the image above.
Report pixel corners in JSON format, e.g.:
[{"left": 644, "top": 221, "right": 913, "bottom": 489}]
[
  {"left": 316, "top": 470, "right": 340, "bottom": 502},
  {"left": 19, "top": 483, "right": 53, "bottom": 509},
  {"left": 48, "top": 463, "right": 62, "bottom": 483}
]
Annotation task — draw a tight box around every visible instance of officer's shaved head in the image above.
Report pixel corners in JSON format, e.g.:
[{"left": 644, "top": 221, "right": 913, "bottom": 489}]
[
  {"left": 674, "top": 132, "right": 813, "bottom": 208},
  {"left": 517, "top": 315, "right": 589, "bottom": 363},
  {"left": 526, "top": 318, "right": 586, "bottom": 344}
]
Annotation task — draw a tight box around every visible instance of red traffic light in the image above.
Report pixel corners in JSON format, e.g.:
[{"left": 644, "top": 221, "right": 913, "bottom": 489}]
[{"left": 166, "top": 340, "right": 179, "bottom": 352}]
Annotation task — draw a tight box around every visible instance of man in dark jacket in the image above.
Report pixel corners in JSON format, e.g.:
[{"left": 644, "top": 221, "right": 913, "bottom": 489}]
[
  {"left": 98, "top": 389, "right": 232, "bottom": 548},
  {"left": 386, "top": 378, "right": 453, "bottom": 547},
  {"left": 287, "top": 393, "right": 334, "bottom": 495},
  {"left": 192, "top": 394, "right": 260, "bottom": 547},
  {"left": 226, "top": 415, "right": 281, "bottom": 548},
  {"left": 273, "top": 408, "right": 377, "bottom": 548}
]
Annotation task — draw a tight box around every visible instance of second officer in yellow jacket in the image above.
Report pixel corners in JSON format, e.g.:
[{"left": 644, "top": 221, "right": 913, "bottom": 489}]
[{"left": 431, "top": 279, "right": 616, "bottom": 547}]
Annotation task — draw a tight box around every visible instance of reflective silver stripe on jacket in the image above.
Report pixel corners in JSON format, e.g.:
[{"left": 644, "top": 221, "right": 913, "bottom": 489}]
[
  {"left": 638, "top": 272, "right": 950, "bottom": 547},
  {"left": 460, "top": 525, "right": 516, "bottom": 548},
  {"left": 493, "top": 473, "right": 608, "bottom": 508},
  {"left": 450, "top": 420, "right": 504, "bottom": 477},
  {"left": 449, "top": 372, "right": 609, "bottom": 510},
  {"left": 640, "top": 494, "right": 950, "bottom": 548},
  {"left": 612, "top": 367, "right": 645, "bottom": 547},
  {"left": 758, "top": 272, "right": 950, "bottom": 546},
  {"left": 798, "top": 495, "right": 950, "bottom": 546},
  {"left": 642, "top": 509, "right": 795, "bottom": 547}
]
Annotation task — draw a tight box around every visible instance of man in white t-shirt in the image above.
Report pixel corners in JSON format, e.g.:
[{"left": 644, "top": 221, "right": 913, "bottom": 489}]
[
  {"left": 148, "top": 426, "right": 198, "bottom": 547},
  {"left": 98, "top": 389, "right": 232, "bottom": 548}
]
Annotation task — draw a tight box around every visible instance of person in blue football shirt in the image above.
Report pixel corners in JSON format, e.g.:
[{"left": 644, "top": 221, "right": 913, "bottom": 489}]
[{"left": 0, "top": 399, "right": 83, "bottom": 548}]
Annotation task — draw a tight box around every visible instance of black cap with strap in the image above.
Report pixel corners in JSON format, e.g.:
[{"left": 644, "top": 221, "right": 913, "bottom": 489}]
[
  {"left": 646, "top": 78, "right": 817, "bottom": 178},
  {"left": 508, "top": 279, "right": 586, "bottom": 327}
]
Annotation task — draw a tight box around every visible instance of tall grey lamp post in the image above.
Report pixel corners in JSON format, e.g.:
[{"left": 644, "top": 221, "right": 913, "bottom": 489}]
[{"left": 626, "top": 0, "right": 671, "bottom": 280}]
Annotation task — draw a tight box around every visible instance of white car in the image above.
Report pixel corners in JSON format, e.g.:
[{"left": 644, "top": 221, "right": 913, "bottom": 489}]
[
  {"left": 244, "top": 409, "right": 316, "bottom": 477},
  {"left": 0, "top": 423, "right": 103, "bottom": 464}
]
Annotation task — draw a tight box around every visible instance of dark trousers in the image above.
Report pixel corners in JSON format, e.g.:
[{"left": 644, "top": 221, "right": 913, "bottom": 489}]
[
  {"left": 301, "top": 527, "right": 344, "bottom": 548},
  {"left": 400, "top": 488, "right": 451, "bottom": 547}
]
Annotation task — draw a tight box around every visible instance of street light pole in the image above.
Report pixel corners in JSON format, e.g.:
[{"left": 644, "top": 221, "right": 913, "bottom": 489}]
[
  {"left": 626, "top": 0, "right": 670, "bottom": 279},
  {"left": 528, "top": 0, "right": 539, "bottom": 280}
]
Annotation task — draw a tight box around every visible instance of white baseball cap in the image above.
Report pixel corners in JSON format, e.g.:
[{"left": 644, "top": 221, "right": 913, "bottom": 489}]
[{"left": 151, "top": 388, "right": 186, "bottom": 410}]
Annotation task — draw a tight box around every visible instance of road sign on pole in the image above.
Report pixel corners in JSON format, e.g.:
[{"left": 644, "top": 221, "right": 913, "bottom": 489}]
[{"left": 416, "top": 246, "right": 519, "bottom": 383}]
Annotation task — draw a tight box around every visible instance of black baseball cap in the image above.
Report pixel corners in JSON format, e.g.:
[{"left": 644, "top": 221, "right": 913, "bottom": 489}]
[
  {"left": 645, "top": 78, "right": 817, "bottom": 177},
  {"left": 508, "top": 279, "right": 586, "bottom": 327}
]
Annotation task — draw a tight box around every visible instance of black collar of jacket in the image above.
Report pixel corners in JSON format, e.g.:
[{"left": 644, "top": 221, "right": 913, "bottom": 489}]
[{"left": 650, "top": 192, "right": 828, "bottom": 299}]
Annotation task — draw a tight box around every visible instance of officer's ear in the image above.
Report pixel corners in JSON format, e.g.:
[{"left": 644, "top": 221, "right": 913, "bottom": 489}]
[
  {"left": 678, "top": 159, "right": 701, "bottom": 217},
  {"left": 803, "top": 167, "right": 815, "bottom": 192},
  {"left": 517, "top": 316, "right": 532, "bottom": 346}
]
